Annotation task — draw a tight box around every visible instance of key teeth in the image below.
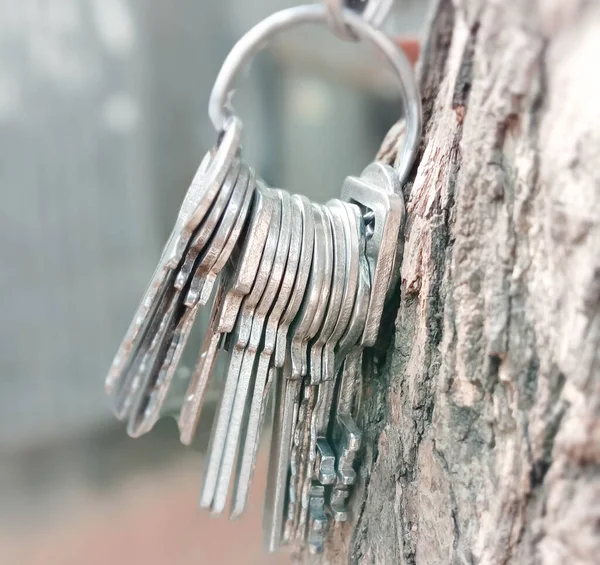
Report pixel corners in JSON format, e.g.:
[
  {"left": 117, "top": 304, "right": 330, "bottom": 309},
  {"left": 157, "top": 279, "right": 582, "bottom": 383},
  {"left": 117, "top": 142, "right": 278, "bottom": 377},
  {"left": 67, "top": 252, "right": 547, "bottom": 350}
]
[
  {"left": 316, "top": 438, "right": 336, "bottom": 485},
  {"left": 307, "top": 483, "right": 328, "bottom": 553},
  {"left": 330, "top": 487, "right": 350, "bottom": 522}
]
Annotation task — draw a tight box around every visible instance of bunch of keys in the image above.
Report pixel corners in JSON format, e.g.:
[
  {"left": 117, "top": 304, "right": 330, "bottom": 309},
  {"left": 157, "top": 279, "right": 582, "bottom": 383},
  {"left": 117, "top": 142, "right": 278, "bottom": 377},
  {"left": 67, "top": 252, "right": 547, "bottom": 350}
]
[{"left": 105, "top": 1, "right": 421, "bottom": 555}]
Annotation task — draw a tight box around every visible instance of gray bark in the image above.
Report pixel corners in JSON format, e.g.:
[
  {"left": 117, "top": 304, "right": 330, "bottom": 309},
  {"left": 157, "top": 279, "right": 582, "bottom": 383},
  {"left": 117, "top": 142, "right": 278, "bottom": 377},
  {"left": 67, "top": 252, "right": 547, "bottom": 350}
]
[{"left": 306, "top": 0, "right": 600, "bottom": 563}]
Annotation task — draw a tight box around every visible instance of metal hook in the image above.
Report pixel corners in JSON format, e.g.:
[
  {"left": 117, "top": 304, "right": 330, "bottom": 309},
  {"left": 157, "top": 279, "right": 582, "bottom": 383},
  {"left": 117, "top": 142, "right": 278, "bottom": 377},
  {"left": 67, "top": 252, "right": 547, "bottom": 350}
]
[{"left": 208, "top": 3, "right": 422, "bottom": 187}]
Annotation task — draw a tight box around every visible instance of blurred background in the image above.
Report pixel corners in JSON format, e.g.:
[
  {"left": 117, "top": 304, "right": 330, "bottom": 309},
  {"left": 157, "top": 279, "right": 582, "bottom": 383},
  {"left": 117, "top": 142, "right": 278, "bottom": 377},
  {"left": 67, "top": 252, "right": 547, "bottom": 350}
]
[{"left": 0, "top": 0, "right": 428, "bottom": 563}]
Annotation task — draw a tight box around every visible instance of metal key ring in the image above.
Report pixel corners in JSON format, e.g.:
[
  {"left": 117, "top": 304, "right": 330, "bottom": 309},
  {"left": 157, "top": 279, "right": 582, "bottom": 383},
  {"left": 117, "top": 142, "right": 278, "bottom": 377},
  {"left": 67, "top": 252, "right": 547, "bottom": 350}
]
[
  {"left": 324, "top": 0, "right": 394, "bottom": 41},
  {"left": 209, "top": 3, "right": 422, "bottom": 187}
]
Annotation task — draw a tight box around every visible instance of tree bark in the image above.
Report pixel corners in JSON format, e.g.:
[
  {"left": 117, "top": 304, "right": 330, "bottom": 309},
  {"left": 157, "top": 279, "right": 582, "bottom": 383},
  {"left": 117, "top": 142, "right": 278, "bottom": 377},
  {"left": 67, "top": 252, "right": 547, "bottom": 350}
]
[{"left": 306, "top": 0, "right": 600, "bottom": 563}]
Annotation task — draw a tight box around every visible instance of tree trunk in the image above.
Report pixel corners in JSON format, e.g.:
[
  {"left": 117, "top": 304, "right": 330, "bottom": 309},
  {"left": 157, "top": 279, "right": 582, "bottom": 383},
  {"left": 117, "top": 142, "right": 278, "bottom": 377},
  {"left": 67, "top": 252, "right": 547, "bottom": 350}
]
[{"left": 305, "top": 0, "right": 600, "bottom": 563}]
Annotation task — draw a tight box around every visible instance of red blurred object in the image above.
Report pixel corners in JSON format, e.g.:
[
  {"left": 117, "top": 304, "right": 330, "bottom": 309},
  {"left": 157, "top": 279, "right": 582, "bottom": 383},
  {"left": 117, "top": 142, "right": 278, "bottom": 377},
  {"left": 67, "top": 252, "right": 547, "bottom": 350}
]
[{"left": 396, "top": 37, "right": 420, "bottom": 67}]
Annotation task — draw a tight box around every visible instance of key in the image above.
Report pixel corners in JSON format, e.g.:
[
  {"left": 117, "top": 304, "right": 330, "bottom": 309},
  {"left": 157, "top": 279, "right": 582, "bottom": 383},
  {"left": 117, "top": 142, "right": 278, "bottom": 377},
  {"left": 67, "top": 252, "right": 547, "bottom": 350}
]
[
  {"left": 177, "top": 275, "right": 228, "bottom": 444},
  {"left": 263, "top": 358, "right": 297, "bottom": 553},
  {"left": 274, "top": 195, "right": 315, "bottom": 369},
  {"left": 231, "top": 193, "right": 302, "bottom": 517},
  {"left": 292, "top": 384, "right": 317, "bottom": 542},
  {"left": 321, "top": 200, "right": 359, "bottom": 382},
  {"left": 210, "top": 181, "right": 277, "bottom": 332},
  {"left": 125, "top": 161, "right": 247, "bottom": 435},
  {"left": 267, "top": 197, "right": 316, "bottom": 549},
  {"left": 178, "top": 185, "right": 276, "bottom": 446},
  {"left": 304, "top": 205, "right": 334, "bottom": 384},
  {"left": 309, "top": 204, "right": 346, "bottom": 384},
  {"left": 341, "top": 162, "right": 405, "bottom": 346},
  {"left": 174, "top": 158, "right": 242, "bottom": 290},
  {"left": 214, "top": 190, "right": 292, "bottom": 515},
  {"left": 289, "top": 205, "right": 329, "bottom": 379},
  {"left": 106, "top": 119, "right": 242, "bottom": 396},
  {"left": 201, "top": 188, "right": 282, "bottom": 511},
  {"left": 185, "top": 164, "right": 253, "bottom": 306},
  {"left": 195, "top": 167, "right": 257, "bottom": 306},
  {"left": 335, "top": 203, "right": 371, "bottom": 371},
  {"left": 330, "top": 347, "right": 363, "bottom": 522}
]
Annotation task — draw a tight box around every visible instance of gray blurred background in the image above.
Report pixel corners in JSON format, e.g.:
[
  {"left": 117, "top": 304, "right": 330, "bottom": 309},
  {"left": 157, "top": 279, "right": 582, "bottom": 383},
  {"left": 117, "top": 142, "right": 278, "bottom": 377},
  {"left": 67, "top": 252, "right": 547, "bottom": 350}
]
[{"left": 0, "top": 0, "right": 427, "bottom": 563}]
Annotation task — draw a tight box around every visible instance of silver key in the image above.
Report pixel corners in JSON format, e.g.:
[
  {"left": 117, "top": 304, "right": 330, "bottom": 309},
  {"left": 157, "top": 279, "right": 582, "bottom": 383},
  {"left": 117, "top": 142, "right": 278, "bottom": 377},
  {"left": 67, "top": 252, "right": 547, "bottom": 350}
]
[
  {"left": 231, "top": 192, "right": 301, "bottom": 517},
  {"left": 201, "top": 188, "right": 282, "bottom": 512},
  {"left": 215, "top": 190, "right": 292, "bottom": 515},
  {"left": 186, "top": 164, "right": 253, "bottom": 306},
  {"left": 178, "top": 185, "right": 275, "bottom": 447},
  {"left": 263, "top": 358, "right": 297, "bottom": 552},
  {"left": 175, "top": 158, "right": 242, "bottom": 290},
  {"left": 274, "top": 195, "right": 315, "bottom": 369},
  {"left": 336, "top": 203, "right": 371, "bottom": 370},
  {"left": 126, "top": 162, "right": 248, "bottom": 436},
  {"left": 289, "top": 205, "right": 329, "bottom": 379},
  {"left": 177, "top": 275, "right": 228, "bottom": 445},
  {"left": 196, "top": 167, "right": 256, "bottom": 306},
  {"left": 211, "top": 182, "right": 277, "bottom": 332},
  {"left": 341, "top": 162, "right": 405, "bottom": 346},
  {"left": 321, "top": 200, "right": 359, "bottom": 381},
  {"left": 309, "top": 204, "right": 346, "bottom": 384},
  {"left": 106, "top": 120, "right": 242, "bottom": 396},
  {"left": 305, "top": 205, "right": 334, "bottom": 384}
]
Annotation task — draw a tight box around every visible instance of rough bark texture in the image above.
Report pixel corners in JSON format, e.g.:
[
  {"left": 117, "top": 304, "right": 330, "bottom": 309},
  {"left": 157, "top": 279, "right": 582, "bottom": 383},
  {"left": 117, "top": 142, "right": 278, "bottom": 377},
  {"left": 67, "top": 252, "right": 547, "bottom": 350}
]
[{"left": 306, "top": 0, "right": 600, "bottom": 563}]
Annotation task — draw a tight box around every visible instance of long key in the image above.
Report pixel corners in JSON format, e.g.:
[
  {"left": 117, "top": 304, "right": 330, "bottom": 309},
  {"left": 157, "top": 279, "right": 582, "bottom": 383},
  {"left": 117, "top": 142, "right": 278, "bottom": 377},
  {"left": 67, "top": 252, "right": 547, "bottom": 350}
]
[
  {"left": 178, "top": 186, "right": 276, "bottom": 446},
  {"left": 210, "top": 181, "right": 277, "bottom": 333},
  {"left": 213, "top": 190, "right": 292, "bottom": 515},
  {"left": 231, "top": 193, "right": 302, "bottom": 517},
  {"left": 177, "top": 275, "right": 228, "bottom": 444},
  {"left": 265, "top": 197, "right": 316, "bottom": 549},
  {"left": 201, "top": 188, "right": 282, "bottom": 511},
  {"left": 263, "top": 359, "right": 297, "bottom": 552},
  {"left": 335, "top": 203, "right": 371, "bottom": 371}
]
